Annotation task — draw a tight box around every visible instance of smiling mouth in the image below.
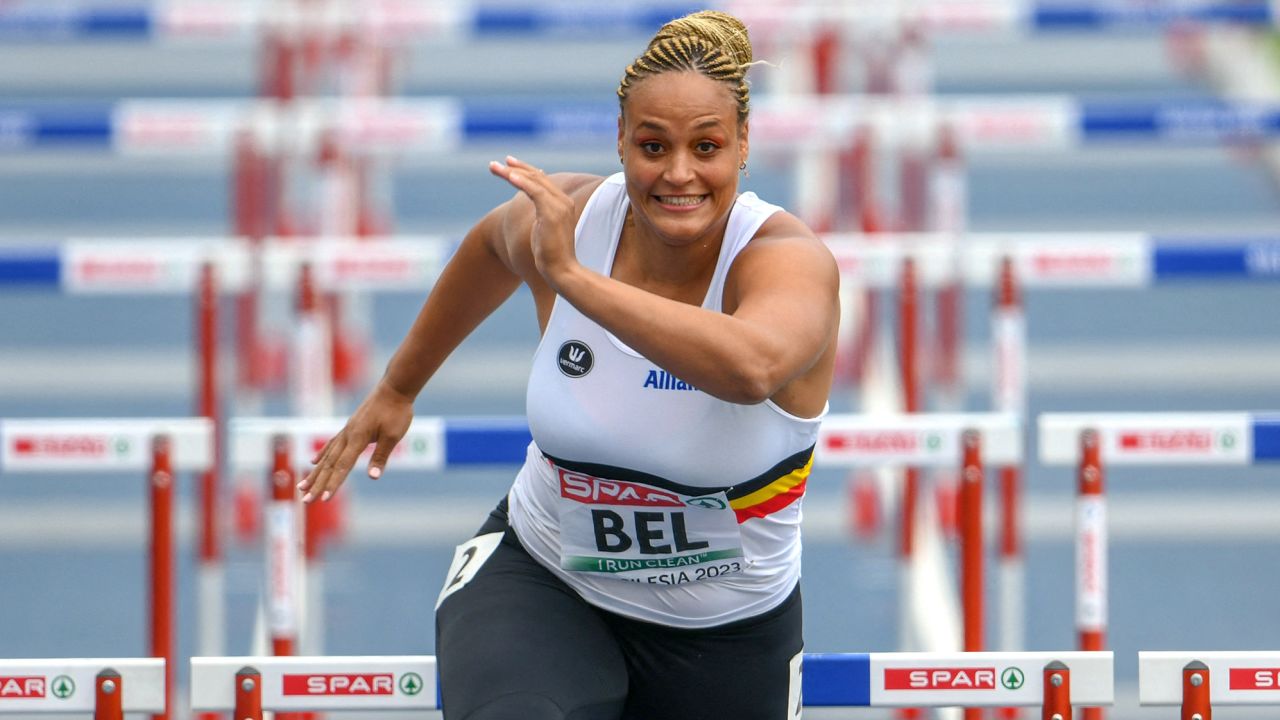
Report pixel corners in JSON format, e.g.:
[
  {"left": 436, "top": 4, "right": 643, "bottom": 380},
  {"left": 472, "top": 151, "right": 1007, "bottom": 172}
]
[{"left": 655, "top": 195, "right": 707, "bottom": 207}]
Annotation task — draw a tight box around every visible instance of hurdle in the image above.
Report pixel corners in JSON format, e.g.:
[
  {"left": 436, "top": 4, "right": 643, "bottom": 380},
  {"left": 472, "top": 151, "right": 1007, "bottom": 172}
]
[
  {"left": 1038, "top": 412, "right": 1280, "bottom": 720},
  {"left": 0, "top": 1, "right": 1270, "bottom": 42},
  {"left": 1139, "top": 651, "right": 1280, "bottom": 718},
  {"left": 189, "top": 651, "right": 1111, "bottom": 716},
  {"left": 0, "top": 419, "right": 211, "bottom": 720},
  {"left": 0, "top": 659, "right": 165, "bottom": 719},
  {"left": 13, "top": 94, "right": 1280, "bottom": 158},
  {"left": 231, "top": 410, "right": 1019, "bottom": 714}
]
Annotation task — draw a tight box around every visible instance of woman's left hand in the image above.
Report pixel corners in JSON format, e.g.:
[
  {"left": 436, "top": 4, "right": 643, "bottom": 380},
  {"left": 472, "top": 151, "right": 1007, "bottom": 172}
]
[{"left": 489, "top": 155, "right": 578, "bottom": 289}]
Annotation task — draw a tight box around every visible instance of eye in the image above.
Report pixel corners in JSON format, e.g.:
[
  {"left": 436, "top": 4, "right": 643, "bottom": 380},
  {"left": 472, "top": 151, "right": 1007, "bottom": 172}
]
[
  {"left": 696, "top": 141, "right": 720, "bottom": 153},
  {"left": 640, "top": 141, "right": 663, "bottom": 154}
]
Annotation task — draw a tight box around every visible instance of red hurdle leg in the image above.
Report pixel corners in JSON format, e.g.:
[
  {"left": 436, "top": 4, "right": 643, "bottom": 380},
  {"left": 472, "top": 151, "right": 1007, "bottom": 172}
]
[
  {"left": 149, "top": 436, "right": 174, "bottom": 720},
  {"left": 1042, "top": 661, "right": 1071, "bottom": 720},
  {"left": 1077, "top": 429, "right": 1106, "bottom": 720},
  {"left": 235, "top": 667, "right": 264, "bottom": 720},
  {"left": 961, "top": 430, "right": 985, "bottom": 720},
  {"left": 95, "top": 669, "right": 123, "bottom": 720},
  {"left": 1182, "top": 661, "right": 1211, "bottom": 720}
]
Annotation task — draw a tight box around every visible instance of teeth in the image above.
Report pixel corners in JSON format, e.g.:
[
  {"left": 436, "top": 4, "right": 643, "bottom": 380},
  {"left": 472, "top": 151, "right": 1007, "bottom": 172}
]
[{"left": 658, "top": 195, "right": 705, "bottom": 206}]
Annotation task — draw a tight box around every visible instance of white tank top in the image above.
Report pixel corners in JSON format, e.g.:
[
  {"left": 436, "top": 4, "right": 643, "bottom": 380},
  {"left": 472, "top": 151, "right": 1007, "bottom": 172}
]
[{"left": 508, "top": 173, "right": 826, "bottom": 628}]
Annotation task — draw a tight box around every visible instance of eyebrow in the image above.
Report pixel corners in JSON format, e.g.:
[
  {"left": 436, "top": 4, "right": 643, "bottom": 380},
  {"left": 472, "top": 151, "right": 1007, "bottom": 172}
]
[{"left": 635, "top": 118, "right": 728, "bottom": 133}]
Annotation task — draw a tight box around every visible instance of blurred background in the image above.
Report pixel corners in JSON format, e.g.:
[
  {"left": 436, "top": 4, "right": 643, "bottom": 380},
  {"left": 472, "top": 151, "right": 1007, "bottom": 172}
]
[{"left": 2, "top": 1, "right": 1280, "bottom": 718}]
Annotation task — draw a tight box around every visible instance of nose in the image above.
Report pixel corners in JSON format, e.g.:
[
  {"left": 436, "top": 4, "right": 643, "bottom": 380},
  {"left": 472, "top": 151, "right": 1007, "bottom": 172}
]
[{"left": 662, "top": 150, "right": 696, "bottom": 186}]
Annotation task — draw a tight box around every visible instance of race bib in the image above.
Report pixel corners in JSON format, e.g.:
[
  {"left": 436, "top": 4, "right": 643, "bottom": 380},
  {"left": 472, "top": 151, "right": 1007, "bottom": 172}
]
[{"left": 554, "top": 463, "right": 745, "bottom": 585}]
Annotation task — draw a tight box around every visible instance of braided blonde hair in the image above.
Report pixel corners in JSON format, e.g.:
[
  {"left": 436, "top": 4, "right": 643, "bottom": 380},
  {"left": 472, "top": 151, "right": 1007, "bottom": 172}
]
[{"left": 617, "top": 10, "right": 754, "bottom": 124}]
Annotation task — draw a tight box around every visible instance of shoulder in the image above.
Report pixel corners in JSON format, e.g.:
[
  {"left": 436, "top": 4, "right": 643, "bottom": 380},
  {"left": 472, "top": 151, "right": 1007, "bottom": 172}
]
[{"left": 738, "top": 209, "right": 837, "bottom": 280}]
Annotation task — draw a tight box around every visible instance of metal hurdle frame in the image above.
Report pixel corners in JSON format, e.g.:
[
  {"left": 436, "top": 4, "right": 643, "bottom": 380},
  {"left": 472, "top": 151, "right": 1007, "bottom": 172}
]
[
  {"left": 1139, "top": 651, "right": 1280, "bottom": 719},
  {"left": 231, "top": 412, "right": 1020, "bottom": 715},
  {"left": 0, "top": 419, "right": 211, "bottom": 720},
  {"left": 189, "top": 651, "right": 1111, "bottom": 717},
  {"left": 1039, "top": 413, "right": 1280, "bottom": 720},
  {"left": 0, "top": 1, "right": 1273, "bottom": 41},
  {"left": 0, "top": 659, "right": 165, "bottom": 719}
]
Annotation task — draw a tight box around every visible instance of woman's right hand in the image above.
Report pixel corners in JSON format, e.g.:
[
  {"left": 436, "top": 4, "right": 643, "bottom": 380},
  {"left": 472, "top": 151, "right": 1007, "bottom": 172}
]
[{"left": 298, "top": 381, "right": 415, "bottom": 502}]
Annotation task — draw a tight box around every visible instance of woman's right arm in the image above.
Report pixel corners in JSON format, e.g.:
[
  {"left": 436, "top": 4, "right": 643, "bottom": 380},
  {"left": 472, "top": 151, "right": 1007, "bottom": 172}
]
[{"left": 298, "top": 201, "right": 524, "bottom": 502}]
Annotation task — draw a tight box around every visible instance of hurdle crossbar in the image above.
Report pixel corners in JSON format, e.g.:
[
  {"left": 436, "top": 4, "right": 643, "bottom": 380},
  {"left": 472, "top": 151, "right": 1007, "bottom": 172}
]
[
  {"left": 1038, "top": 412, "right": 1280, "bottom": 466},
  {"left": 190, "top": 651, "right": 1111, "bottom": 712},
  {"left": 0, "top": 659, "right": 164, "bottom": 714},
  {"left": 0, "top": 418, "right": 213, "bottom": 472},
  {"left": 5, "top": 233, "right": 1275, "bottom": 295},
  {"left": 231, "top": 413, "right": 1020, "bottom": 472},
  {"left": 1140, "top": 652, "right": 1280, "bottom": 707},
  {"left": 0, "top": 1, "right": 1269, "bottom": 42},
  {"left": 12, "top": 96, "right": 1280, "bottom": 155}
]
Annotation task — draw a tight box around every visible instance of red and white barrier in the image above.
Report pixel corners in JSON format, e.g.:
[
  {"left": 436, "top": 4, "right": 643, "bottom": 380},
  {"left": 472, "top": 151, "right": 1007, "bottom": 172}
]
[
  {"left": 0, "top": 419, "right": 212, "bottom": 720},
  {"left": 0, "top": 659, "right": 165, "bottom": 718}
]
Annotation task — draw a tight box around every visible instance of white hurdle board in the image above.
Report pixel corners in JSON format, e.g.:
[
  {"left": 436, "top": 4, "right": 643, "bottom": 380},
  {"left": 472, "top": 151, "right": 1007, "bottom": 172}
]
[
  {"left": 870, "top": 651, "right": 1113, "bottom": 707},
  {"left": 1038, "top": 413, "right": 1254, "bottom": 465},
  {"left": 191, "top": 656, "right": 438, "bottom": 712},
  {"left": 0, "top": 659, "right": 164, "bottom": 713},
  {"left": 1141, "top": 652, "right": 1280, "bottom": 705},
  {"left": 0, "top": 418, "right": 214, "bottom": 473},
  {"left": 816, "top": 413, "right": 1022, "bottom": 467},
  {"left": 230, "top": 417, "right": 447, "bottom": 473}
]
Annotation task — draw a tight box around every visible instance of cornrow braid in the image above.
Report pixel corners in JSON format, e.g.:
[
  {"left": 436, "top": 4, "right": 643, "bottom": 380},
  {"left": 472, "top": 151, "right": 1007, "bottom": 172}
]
[{"left": 618, "top": 10, "right": 753, "bottom": 123}]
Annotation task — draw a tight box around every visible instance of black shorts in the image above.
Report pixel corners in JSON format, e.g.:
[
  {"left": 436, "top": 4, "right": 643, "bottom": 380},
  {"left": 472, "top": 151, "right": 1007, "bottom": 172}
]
[{"left": 435, "top": 499, "right": 804, "bottom": 720}]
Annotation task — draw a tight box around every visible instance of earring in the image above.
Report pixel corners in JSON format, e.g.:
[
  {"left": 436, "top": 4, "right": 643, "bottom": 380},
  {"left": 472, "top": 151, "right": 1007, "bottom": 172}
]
[
  {"left": 739, "top": 160, "right": 749, "bottom": 178},
  {"left": 739, "top": 160, "right": 747, "bottom": 170}
]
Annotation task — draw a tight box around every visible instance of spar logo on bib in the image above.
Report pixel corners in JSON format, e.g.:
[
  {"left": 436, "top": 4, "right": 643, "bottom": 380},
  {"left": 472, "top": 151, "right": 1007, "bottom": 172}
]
[{"left": 557, "top": 340, "right": 593, "bottom": 378}]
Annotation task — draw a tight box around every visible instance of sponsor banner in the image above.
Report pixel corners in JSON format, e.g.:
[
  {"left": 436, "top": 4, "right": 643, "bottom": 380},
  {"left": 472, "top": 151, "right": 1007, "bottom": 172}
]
[
  {"left": 1039, "top": 413, "right": 1253, "bottom": 465},
  {"left": 965, "top": 234, "right": 1151, "bottom": 288},
  {"left": 1075, "top": 497, "right": 1107, "bottom": 631},
  {"left": 816, "top": 413, "right": 1021, "bottom": 467},
  {"left": 363, "top": 0, "right": 465, "bottom": 42},
  {"left": 336, "top": 99, "right": 462, "bottom": 154},
  {"left": 1140, "top": 652, "right": 1280, "bottom": 705},
  {"left": 0, "top": 660, "right": 163, "bottom": 712},
  {"left": 113, "top": 100, "right": 242, "bottom": 155},
  {"left": 0, "top": 419, "right": 213, "bottom": 472},
  {"left": 870, "top": 652, "right": 1113, "bottom": 707},
  {"left": 944, "top": 95, "right": 1079, "bottom": 152},
  {"left": 63, "top": 240, "right": 250, "bottom": 294},
  {"left": 823, "top": 235, "right": 957, "bottom": 289},
  {"left": 266, "top": 502, "right": 299, "bottom": 636},
  {"left": 190, "top": 657, "right": 437, "bottom": 711},
  {"left": 260, "top": 238, "right": 448, "bottom": 292},
  {"left": 158, "top": 0, "right": 258, "bottom": 39},
  {"left": 228, "top": 417, "right": 445, "bottom": 473},
  {"left": 992, "top": 311, "right": 1026, "bottom": 415}
]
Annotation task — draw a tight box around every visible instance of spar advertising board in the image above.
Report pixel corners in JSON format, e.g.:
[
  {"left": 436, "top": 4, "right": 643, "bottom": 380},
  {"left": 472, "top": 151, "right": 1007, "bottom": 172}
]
[
  {"left": 229, "top": 417, "right": 445, "bottom": 473},
  {"left": 816, "top": 413, "right": 1021, "bottom": 467},
  {"left": 0, "top": 418, "right": 213, "bottom": 473},
  {"left": 1038, "top": 413, "right": 1253, "bottom": 465},
  {"left": 870, "top": 652, "right": 1113, "bottom": 707},
  {"left": 190, "top": 656, "right": 437, "bottom": 711},
  {"left": 0, "top": 659, "right": 163, "bottom": 713},
  {"left": 1141, "top": 652, "right": 1280, "bottom": 705}
]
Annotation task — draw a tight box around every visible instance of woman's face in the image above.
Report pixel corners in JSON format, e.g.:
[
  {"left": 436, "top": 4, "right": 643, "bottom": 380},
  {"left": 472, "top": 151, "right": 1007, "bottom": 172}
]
[{"left": 618, "top": 71, "right": 748, "bottom": 250}]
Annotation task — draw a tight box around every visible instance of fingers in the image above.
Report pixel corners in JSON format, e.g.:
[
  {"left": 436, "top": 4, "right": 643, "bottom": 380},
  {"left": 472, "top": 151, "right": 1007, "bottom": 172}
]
[
  {"left": 367, "top": 433, "right": 399, "bottom": 480},
  {"left": 489, "top": 155, "right": 553, "bottom": 196},
  {"left": 299, "top": 429, "right": 364, "bottom": 503}
]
